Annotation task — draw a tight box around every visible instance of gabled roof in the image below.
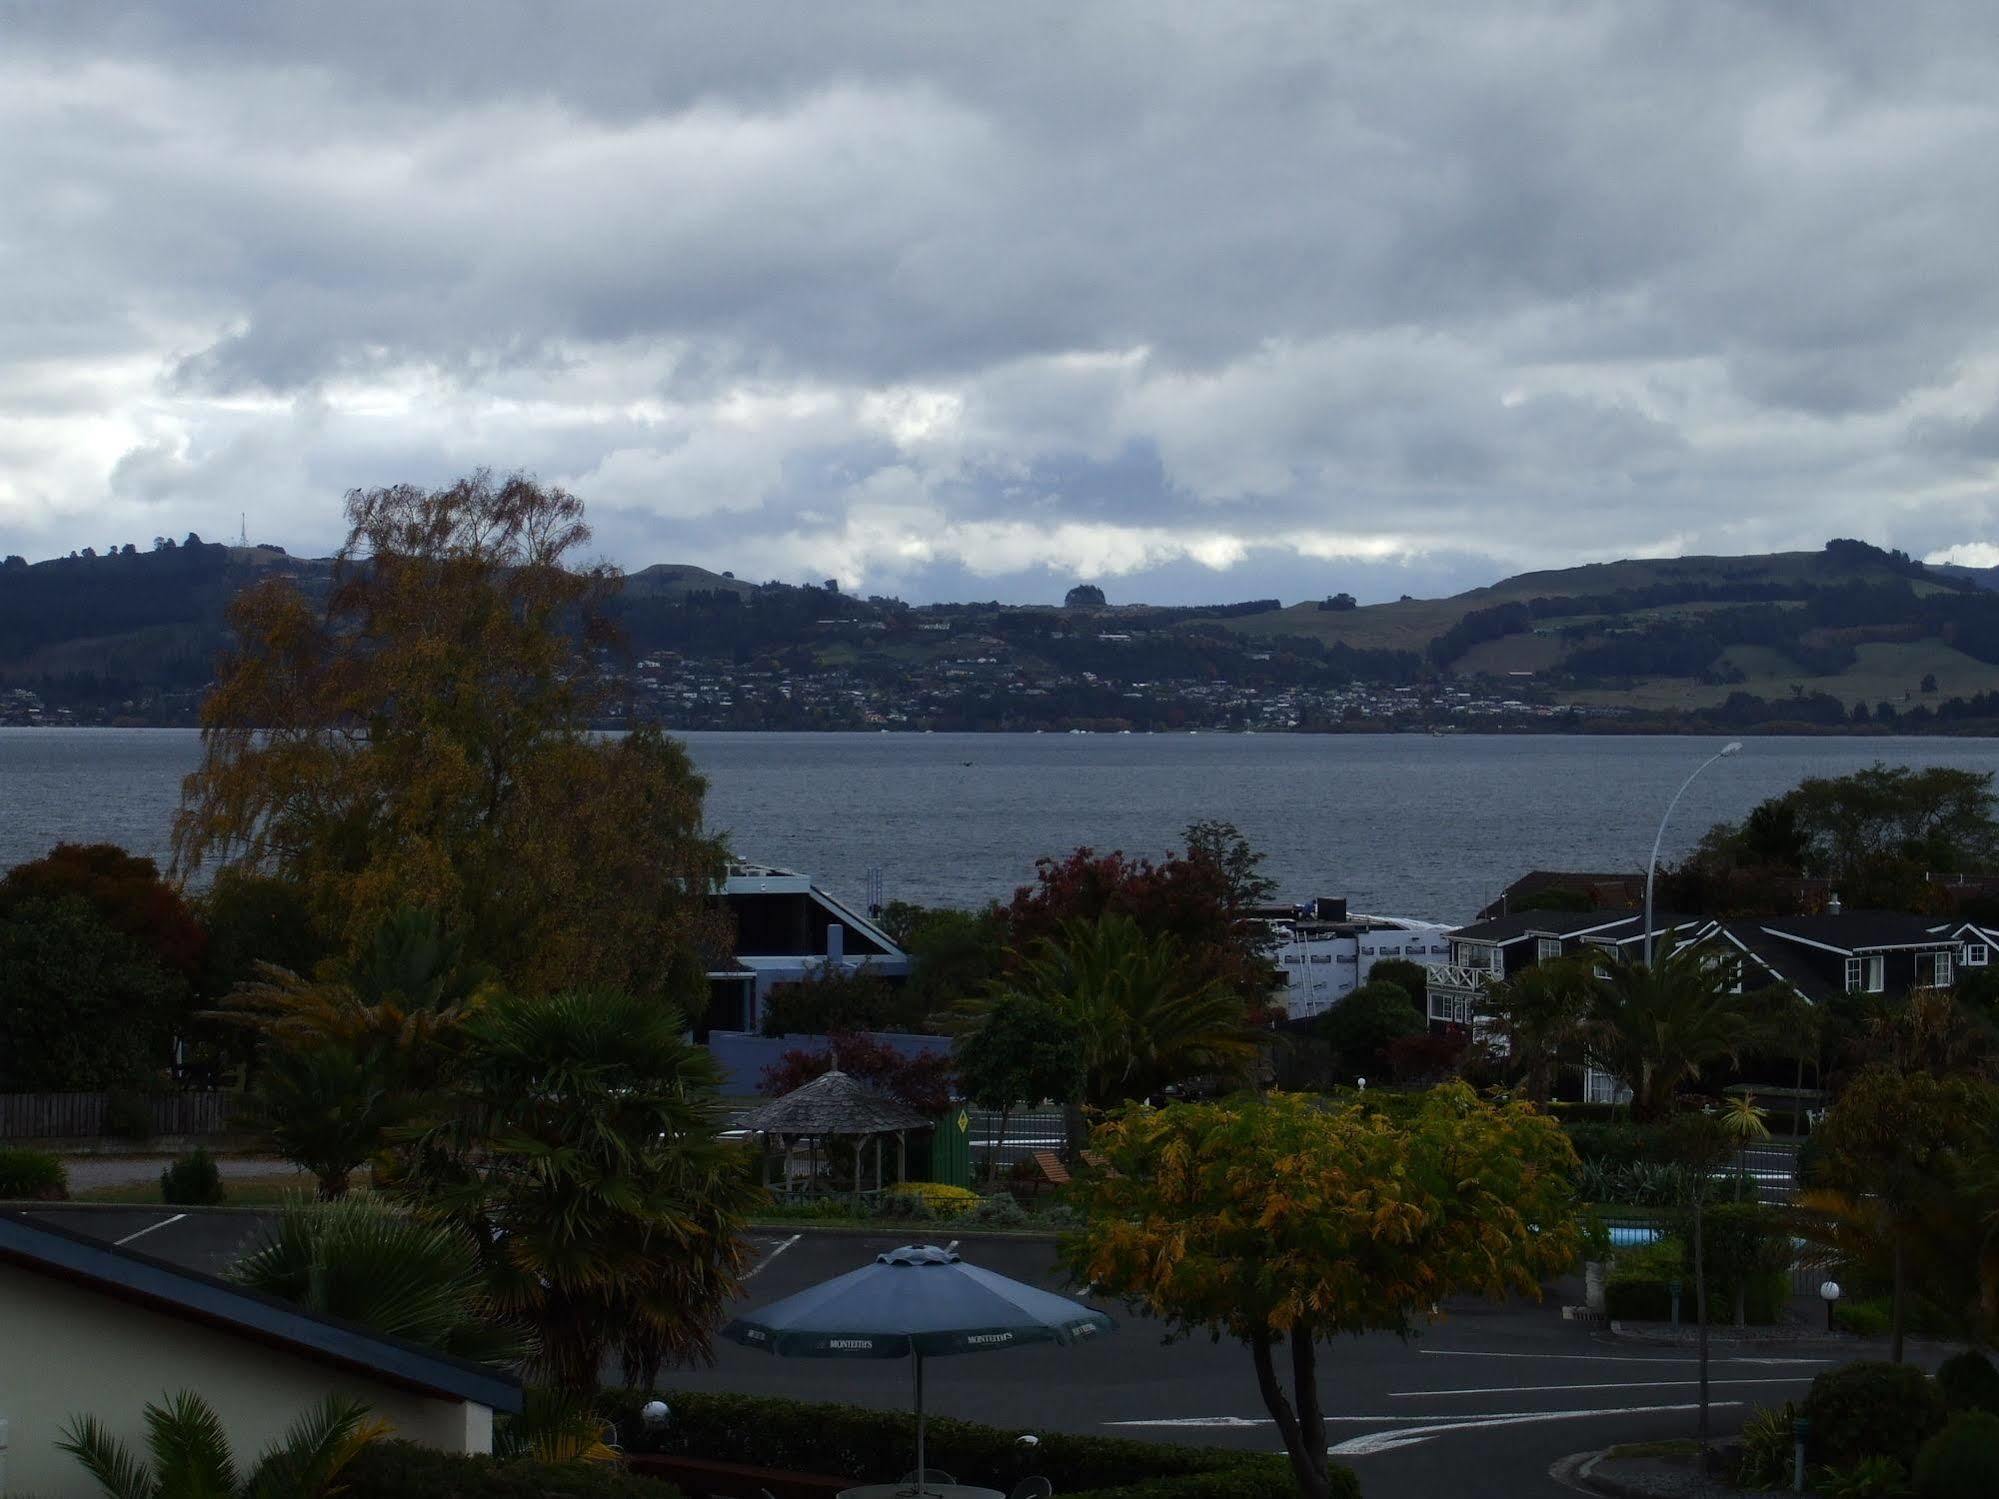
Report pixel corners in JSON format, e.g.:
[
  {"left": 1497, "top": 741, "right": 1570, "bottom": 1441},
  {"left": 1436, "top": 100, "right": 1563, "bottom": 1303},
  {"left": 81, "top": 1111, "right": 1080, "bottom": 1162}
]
[
  {"left": 1757, "top": 912, "right": 1959, "bottom": 954},
  {"left": 734, "top": 1068, "right": 931, "bottom": 1136},
  {"left": 1576, "top": 913, "right": 1700, "bottom": 948},
  {"left": 1449, "top": 909, "right": 1636, "bottom": 944},
  {"left": 0, "top": 1214, "right": 522, "bottom": 1412},
  {"left": 1699, "top": 920, "right": 1837, "bottom": 1004}
]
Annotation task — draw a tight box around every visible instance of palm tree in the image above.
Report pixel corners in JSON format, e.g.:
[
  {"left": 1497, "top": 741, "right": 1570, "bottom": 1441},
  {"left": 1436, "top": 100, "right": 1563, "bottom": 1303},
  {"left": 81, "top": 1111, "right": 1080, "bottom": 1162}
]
[
  {"left": 58, "top": 1391, "right": 387, "bottom": 1499},
  {"left": 250, "top": 1043, "right": 403, "bottom": 1199},
  {"left": 396, "top": 987, "right": 763, "bottom": 1391},
  {"left": 1486, "top": 955, "right": 1599, "bottom": 1103},
  {"left": 229, "top": 1195, "right": 519, "bottom": 1364},
  {"left": 995, "top": 913, "right": 1259, "bottom": 1110},
  {"left": 216, "top": 907, "right": 493, "bottom": 1084},
  {"left": 1584, "top": 943, "right": 1772, "bottom": 1121}
]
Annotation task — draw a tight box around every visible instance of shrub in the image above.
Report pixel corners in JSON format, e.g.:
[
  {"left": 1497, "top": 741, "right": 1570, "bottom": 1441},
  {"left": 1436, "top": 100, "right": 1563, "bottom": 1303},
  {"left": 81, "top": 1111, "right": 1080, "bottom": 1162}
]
[
  {"left": 1804, "top": 1361, "right": 1947, "bottom": 1470},
  {"left": 598, "top": 1389, "right": 1358, "bottom": 1499},
  {"left": 965, "top": 1192, "right": 1029, "bottom": 1227},
  {"left": 342, "top": 1441, "right": 673, "bottom": 1498},
  {"left": 1936, "top": 1351, "right": 1999, "bottom": 1416},
  {"left": 1817, "top": 1454, "right": 1912, "bottom": 1498},
  {"left": 159, "top": 1147, "right": 227, "bottom": 1206},
  {"left": 1566, "top": 1121, "right": 1662, "bottom": 1173},
  {"left": 0, "top": 1146, "right": 68, "bottom": 1200},
  {"left": 101, "top": 1087, "right": 155, "bottom": 1141},
  {"left": 1913, "top": 1411, "right": 1999, "bottom": 1499},
  {"left": 889, "top": 1181, "right": 980, "bottom": 1219},
  {"left": 1836, "top": 1299, "right": 1893, "bottom": 1338},
  {"left": 874, "top": 1191, "right": 935, "bottom": 1221},
  {"left": 1734, "top": 1401, "right": 1798, "bottom": 1490}
]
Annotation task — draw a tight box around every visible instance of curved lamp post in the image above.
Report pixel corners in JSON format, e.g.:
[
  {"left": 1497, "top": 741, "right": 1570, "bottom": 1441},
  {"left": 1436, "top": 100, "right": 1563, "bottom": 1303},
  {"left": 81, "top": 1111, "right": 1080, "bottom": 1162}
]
[{"left": 1644, "top": 742, "right": 1743, "bottom": 964}]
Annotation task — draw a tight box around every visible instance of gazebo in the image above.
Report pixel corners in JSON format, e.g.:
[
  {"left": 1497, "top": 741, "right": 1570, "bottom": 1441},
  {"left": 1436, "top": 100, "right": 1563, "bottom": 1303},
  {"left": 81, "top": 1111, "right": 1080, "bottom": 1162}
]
[{"left": 735, "top": 1068, "right": 931, "bottom": 1198}]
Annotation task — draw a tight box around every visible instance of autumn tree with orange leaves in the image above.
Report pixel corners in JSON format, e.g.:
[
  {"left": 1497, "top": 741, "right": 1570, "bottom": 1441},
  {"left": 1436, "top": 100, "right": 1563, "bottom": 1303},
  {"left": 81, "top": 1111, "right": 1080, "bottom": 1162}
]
[
  {"left": 1065, "top": 1086, "right": 1579, "bottom": 1499},
  {"left": 171, "top": 473, "right": 730, "bottom": 1009}
]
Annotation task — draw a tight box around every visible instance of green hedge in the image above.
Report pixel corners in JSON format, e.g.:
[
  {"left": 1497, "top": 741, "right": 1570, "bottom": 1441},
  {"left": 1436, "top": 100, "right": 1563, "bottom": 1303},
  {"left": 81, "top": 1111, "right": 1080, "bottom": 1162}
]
[
  {"left": 343, "top": 1441, "right": 678, "bottom": 1498},
  {"left": 0, "top": 1146, "right": 67, "bottom": 1200},
  {"left": 1914, "top": 1411, "right": 1999, "bottom": 1499},
  {"left": 1070, "top": 1456, "right": 1334, "bottom": 1499},
  {"left": 1938, "top": 1351, "right": 1999, "bottom": 1416},
  {"left": 1804, "top": 1361, "right": 1947, "bottom": 1471},
  {"left": 601, "top": 1390, "right": 1352, "bottom": 1498}
]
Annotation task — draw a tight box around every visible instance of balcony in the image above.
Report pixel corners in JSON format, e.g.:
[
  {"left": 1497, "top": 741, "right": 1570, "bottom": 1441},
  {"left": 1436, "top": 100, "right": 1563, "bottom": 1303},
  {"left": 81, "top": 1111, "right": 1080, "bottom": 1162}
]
[{"left": 1425, "top": 963, "right": 1495, "bottom": 993}]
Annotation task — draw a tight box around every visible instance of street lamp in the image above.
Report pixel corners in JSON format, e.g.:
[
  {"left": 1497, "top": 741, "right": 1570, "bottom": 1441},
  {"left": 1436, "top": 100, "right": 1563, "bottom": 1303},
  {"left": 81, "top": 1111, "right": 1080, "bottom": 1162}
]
[
  {"left": 1644, "top": 742, "right": 1743, "bottom": 964},
  {"left": 1820, "top": 1281, "right": 1842, "bottom": 1333}
]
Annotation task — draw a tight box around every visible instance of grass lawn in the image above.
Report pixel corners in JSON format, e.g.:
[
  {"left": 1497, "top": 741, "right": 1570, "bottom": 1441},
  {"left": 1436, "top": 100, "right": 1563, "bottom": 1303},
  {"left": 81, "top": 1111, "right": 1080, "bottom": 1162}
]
[{"left": 72, "top": 1169, "right": 319, "bottom": 1207}]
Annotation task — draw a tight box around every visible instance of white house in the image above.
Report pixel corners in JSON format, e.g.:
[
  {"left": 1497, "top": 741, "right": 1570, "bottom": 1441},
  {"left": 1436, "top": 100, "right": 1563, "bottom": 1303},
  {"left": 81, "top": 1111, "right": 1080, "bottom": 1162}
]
[
  {"left": 0, "top": 1213, "right": 520, "bottom": 1497},
  {"left": 1258, "top": 898, "right": 1455, "bottom": 1020}
]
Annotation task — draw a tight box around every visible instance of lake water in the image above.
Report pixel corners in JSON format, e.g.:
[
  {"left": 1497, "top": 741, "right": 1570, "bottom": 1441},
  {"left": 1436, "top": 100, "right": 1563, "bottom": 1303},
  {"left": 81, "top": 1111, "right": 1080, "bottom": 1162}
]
[{"left": 4, "top": 728, "right": 1998, "bottom": 923}]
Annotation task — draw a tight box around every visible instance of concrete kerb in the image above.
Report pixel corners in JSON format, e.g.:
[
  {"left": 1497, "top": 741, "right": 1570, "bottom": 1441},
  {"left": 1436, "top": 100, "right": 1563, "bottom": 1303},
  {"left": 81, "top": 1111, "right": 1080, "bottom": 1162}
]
[{"left": 1560, "top": 1448, "right": 1734, "bottom": 1499}]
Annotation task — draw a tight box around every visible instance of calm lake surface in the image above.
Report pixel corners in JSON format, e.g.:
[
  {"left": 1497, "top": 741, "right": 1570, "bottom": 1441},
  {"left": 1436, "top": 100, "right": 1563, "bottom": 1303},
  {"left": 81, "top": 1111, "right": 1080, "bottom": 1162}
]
[{"left": 4, "top": 729, "right": 1998, "bottom": 923}]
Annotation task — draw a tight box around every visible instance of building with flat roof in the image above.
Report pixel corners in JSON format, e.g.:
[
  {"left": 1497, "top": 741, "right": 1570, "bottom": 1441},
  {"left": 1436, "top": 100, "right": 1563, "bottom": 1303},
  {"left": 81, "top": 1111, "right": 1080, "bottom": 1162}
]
[{"left": 703, "top": 863, "right": 912, "bottom": 1037}]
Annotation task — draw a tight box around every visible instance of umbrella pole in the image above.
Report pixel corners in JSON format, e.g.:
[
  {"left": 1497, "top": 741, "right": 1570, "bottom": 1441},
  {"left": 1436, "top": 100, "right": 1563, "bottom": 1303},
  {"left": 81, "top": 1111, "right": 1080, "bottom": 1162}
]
[{"left": 914, "top": 1350, "right": 926, "bottom": 1494}]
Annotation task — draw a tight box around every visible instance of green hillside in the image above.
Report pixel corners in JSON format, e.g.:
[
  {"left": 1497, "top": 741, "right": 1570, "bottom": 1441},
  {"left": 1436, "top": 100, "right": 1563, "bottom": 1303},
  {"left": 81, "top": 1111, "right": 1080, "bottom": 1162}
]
[
  {"left": 6, "top": 534, "right": 1999, "bottom": 728},
  {"left": 1218, "top": 540, "right": 1999, "bottom": 714}
]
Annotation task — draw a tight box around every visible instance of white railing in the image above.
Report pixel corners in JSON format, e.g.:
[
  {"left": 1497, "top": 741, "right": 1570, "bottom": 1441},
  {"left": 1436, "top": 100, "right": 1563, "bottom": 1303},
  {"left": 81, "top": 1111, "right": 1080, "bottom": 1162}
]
[{"left": 1425, "top": 963, "right": 1494, "bottom": 993}]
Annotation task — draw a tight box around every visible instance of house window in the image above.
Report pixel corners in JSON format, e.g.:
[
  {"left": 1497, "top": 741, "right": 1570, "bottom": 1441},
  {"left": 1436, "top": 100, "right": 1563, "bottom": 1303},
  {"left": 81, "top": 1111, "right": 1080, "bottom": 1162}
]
[
  {"left": 1430, "top": 992, "right": 1471, "bottom": 1024},
  {"left": 1930, "top": 951, "right": 1955, "bottom": 988},
  {"left": 1844, "top": 956, "right": 1884, "bottom": 994},
  {"left": 1964, "top": 942, "right": 1989, "bottom": 968},
  {"left": 1536, "top": 937, "right": 1563, "bottom": 962}
]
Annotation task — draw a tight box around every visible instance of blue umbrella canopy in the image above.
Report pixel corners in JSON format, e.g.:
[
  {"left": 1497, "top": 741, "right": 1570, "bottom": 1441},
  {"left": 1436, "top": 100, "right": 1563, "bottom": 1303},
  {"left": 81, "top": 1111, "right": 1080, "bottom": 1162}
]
[
  {"left": 723, "top": 1244, "right": 1116, "bottom": 1493},
  {"left": 723, "top": 1243, "right": 1116, "bottom": 1358}
]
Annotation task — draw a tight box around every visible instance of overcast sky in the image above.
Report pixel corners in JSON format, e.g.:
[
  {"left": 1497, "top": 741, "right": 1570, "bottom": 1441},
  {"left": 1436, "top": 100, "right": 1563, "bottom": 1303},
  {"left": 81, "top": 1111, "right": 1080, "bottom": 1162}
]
[{"left": 4, "top": 2, "right": 1999, "bottom": 604}]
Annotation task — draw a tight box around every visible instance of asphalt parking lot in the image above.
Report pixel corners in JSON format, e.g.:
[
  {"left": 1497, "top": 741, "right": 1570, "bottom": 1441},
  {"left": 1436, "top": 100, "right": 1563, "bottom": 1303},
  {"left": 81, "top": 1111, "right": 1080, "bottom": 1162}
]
[
  {"left": 669, "top": 1231, "right": 1851, "bottom": 1499},
  {"left": 16, "top": 1212, "right": 1853, "bottom": 1499},
  {"left": 17, "top": 1204, "right": 275, "bottom": 1276}
]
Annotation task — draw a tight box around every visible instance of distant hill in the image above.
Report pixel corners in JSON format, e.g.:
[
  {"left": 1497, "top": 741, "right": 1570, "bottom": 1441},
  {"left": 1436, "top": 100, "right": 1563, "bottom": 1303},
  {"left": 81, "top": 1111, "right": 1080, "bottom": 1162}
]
[
  {"left": 1217, "top": 539, "right": 1999, "bottom": 717},
  {"left": 7, "top": 534, "right": 1999, "bottom": 728}
]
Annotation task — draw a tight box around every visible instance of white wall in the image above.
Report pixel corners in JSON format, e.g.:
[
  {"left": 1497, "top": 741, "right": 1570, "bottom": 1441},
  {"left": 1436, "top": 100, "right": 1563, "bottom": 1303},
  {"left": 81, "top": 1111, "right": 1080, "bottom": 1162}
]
[{"left": 0, "top": 1266, "right": 492, "bottom": 1497}]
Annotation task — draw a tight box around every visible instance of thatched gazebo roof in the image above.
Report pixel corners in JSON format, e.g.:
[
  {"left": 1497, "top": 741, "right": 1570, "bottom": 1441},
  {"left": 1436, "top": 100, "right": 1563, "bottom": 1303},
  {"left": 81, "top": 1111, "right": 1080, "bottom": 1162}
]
[{"left": 736, "top": 1068, "right": 931, "bottom": 1137}]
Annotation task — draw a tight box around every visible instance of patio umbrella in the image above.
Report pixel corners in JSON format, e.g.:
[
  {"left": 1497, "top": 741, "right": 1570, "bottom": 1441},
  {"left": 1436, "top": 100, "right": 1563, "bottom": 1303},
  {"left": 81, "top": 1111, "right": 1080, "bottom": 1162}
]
[{"left": 722, "top": 1242, "right": 1116, "bottom": 1492}]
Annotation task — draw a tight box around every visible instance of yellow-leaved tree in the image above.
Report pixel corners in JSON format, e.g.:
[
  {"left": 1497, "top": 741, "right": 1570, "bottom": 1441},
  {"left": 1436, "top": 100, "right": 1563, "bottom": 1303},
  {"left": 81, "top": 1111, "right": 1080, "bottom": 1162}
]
[
  {"left": 171, "top": 473, "right": 730, "bottom": 1006},
  {"left": 1065, "top": 1085, "right": 1579, "bottom": 1499}
]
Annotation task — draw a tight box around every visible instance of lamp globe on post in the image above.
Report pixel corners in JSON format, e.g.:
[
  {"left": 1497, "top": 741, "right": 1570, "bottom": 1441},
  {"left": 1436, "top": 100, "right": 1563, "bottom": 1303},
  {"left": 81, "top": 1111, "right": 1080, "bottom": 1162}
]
[
  {"left": 1819, "top": 1281, "right": 1841, "bottom": 1333},
  {"left": 641, "top": 1400, "right": 671, "bottom": 1431}
]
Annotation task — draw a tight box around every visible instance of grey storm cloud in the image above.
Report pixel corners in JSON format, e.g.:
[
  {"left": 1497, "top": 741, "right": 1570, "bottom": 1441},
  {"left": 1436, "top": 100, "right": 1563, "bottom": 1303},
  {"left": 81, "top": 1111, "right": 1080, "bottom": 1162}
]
[{"left": 3, "top": 0, "right": 1998, "bottom": 601}]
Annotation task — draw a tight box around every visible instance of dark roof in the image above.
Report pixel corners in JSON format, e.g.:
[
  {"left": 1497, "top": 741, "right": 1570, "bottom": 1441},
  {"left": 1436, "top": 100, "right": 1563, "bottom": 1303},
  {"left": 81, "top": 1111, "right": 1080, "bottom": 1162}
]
[
  {"left": 0, "top": 1213, "right": 522, "bottom": 1413},
  {"left": 1450, "top": 909, "right": 1635, "bottom": 944},
  {"left": 1577, "top": 913, "right": 1700, "bottom": 947},
  {"left": 1757, "top": 912, "right": 1958, "bottom": 953},
  {"left": 1478, "top": 871, "right": 1645, "bottom": 920},
  {"left": 734, "top": 1068, "right": 932, "bottom": 1136},
  {"left": 1705, "top": 921, "right": 1838, "bottom": 1003}
]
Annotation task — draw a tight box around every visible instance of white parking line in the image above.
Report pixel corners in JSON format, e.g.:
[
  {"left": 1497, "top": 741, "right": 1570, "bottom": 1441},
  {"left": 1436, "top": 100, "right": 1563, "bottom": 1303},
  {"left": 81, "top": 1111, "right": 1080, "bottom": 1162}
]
[
  {"left": 1329, "top": 1401, "right": 1745, "bottom": 1456},
  {"left": 1393, "top": 1376, "right": 1811, "bottom": 1398},
  {"left": 744, "top": 1234, "right": 801, "bottom": 1282},
  {"left": 113, "top": 1213, "right": 186, "bottom": 1247}
]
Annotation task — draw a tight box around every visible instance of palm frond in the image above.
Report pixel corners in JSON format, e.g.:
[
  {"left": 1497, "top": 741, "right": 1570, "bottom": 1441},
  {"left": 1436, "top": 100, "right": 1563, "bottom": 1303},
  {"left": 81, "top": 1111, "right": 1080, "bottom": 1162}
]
[
  {"left": 244, "top": 1395, "right": 391, "bottom": 1499},
  {"left": 144, "top": 1390, "right": 239, "bottom": 1499},
  {"left": 54, "top": 1413, "right": 152, "bottom": 1499}
]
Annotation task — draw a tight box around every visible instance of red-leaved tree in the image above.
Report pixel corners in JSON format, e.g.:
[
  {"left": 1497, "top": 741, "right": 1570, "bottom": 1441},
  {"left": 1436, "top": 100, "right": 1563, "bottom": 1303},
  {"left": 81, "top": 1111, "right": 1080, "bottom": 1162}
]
[{"left": 759, "top": 1031, "right": 955, "bottom": 1114}]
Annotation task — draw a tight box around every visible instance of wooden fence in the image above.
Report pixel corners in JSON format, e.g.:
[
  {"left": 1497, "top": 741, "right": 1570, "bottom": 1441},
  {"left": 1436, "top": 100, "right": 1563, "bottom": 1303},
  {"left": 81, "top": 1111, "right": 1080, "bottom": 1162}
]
[{"left": 0, "top": 1091, "right": 239, "bottom": 1140}]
